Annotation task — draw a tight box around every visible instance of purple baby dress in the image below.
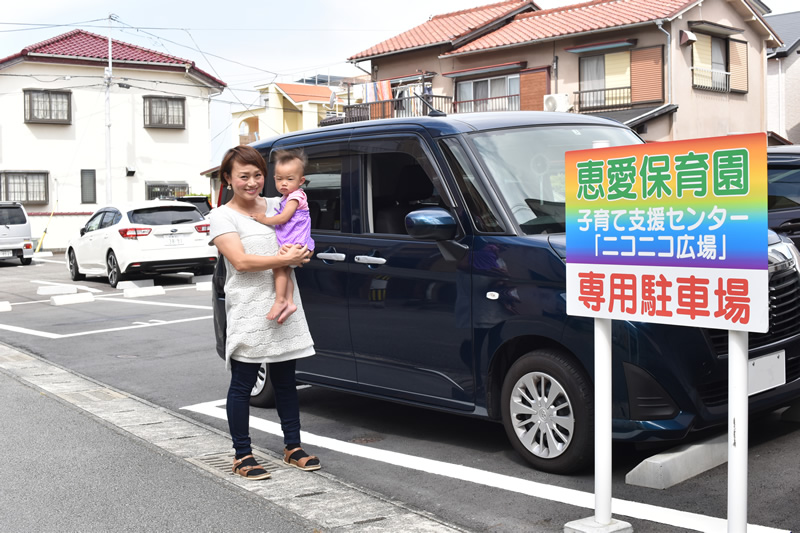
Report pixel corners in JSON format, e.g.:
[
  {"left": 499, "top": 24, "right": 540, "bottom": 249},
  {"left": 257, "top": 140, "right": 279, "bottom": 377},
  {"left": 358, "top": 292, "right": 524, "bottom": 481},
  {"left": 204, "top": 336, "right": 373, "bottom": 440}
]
[{"left": 274, "top": 189, "right": 315, "bottom": 250}]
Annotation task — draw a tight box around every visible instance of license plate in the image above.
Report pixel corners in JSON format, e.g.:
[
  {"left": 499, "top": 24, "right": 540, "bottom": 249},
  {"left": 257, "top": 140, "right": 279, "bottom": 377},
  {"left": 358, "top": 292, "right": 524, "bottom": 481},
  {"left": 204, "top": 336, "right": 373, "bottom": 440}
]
[
  {"left": 0, "top": 250, "right": 12, "bottom": 258},
  {"left": 749, "top": 350, "right": 786, "bottom": 396},
  {"left": 164, "top": 234, "right": 184, "bottom": 246}
]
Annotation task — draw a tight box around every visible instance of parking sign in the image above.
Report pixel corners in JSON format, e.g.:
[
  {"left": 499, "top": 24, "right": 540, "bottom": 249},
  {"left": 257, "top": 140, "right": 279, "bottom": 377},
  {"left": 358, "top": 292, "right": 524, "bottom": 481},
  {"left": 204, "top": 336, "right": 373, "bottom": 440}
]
[{"left": 565, "top": 133, "right": 768, "bottom": 333}]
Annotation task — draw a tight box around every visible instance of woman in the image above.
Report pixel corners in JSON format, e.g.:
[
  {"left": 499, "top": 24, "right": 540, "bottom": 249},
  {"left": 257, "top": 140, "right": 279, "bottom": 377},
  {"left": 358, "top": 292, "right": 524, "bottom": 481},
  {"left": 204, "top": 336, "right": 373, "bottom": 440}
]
[{"left": 208, "top": 145, "right": 320, "bottom": 480}]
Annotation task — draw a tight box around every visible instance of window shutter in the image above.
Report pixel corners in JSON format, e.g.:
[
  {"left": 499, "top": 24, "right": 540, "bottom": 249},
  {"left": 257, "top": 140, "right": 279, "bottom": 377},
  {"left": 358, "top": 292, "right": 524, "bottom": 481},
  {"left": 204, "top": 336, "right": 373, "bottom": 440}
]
[
  {"left": 693, "top": 33, "right": 713, "bottom": 87},
  {"left": 81, "top": 169, "right": 96, "bottom": 204},
  {"left": 519, "top": 68, "right": 549, "bottom": 111},
  {"left": 729, "top": 39, "right": 748, "bottom": 93},
  {"left": 631, "top": 46, "right": 663, "bottom": 103},
  {"left": 604, "top": 51, "right": 631, "bottom": 88}
]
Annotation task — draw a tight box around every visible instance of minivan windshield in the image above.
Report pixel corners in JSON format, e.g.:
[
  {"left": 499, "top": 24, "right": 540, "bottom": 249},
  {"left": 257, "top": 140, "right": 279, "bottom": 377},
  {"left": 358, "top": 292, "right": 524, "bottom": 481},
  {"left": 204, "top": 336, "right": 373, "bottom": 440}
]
[{"left": 468, "top": 125, "right": 642, "bottom": 235}]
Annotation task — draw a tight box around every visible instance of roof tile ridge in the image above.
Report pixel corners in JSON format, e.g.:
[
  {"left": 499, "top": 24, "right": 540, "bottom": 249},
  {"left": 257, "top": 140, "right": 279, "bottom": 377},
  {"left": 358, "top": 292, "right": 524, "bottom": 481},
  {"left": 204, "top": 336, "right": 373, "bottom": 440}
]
[
  {"left": 431, "top": 0, "right": 527, "bottom": 21},
  {"left": 30, "top": 28, "right": 194, "bottom": 66},
  {"left": 512, "top": 0, "right": 621, "bottom": 20},
  {"left": 22, "top": 28, "right": 83, "bottom": 54}
]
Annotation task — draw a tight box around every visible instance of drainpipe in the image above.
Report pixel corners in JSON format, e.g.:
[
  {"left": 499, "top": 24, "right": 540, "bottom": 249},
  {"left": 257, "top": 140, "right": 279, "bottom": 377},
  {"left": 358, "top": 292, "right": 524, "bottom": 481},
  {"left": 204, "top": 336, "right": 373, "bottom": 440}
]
[{"left": 656, "top": 20, "right": 672, "bottom": 105}]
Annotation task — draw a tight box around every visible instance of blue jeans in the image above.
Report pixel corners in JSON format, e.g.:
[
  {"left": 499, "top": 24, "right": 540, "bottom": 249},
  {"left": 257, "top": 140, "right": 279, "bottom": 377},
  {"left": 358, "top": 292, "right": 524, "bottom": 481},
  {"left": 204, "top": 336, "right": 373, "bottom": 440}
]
[{"left": 227, "top": 358, "right": 300, "bottom": 456}]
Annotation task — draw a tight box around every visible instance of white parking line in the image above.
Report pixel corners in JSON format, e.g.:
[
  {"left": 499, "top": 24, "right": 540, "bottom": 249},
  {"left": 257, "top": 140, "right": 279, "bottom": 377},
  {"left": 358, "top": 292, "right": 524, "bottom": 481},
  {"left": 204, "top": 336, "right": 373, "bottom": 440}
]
[
  {"left": 34, "top": 259, "right": 66, "bottom": 265},
  {"left": 182, "top": 399, "right": 789, "bottom": 533},
  {"left": 0, "top": 315, "right": 211, "bottom": 339}
]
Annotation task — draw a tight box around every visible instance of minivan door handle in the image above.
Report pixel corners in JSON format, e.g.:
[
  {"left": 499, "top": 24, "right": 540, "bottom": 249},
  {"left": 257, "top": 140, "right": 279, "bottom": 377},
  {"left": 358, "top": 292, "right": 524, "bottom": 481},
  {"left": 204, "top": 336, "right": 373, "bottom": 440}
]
[
  {"left": 316, "top": 252, "right": 346, "bottom": 262},
  {"left": 354, "top": 254, "right": 386, "bottom": 266}
]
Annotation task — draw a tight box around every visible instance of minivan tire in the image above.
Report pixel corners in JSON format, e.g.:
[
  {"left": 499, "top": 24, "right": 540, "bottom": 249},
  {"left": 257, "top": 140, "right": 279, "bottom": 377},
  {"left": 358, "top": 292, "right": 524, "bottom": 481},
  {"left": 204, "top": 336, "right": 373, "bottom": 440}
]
[
  {"left": 20, "top": 257, "right": 32, "bottom": 265},
  {"left": 250, "top": 362, "right": 276, "bottom": 408},
  {"left": 107, "top": 250, "right": 124, "bottom": 288},
  {"left": 501, "top": 349, "right": 593, "bottom": 474},
  {"left": 68, "top": 250, "right": 85, "bottom": 281}
]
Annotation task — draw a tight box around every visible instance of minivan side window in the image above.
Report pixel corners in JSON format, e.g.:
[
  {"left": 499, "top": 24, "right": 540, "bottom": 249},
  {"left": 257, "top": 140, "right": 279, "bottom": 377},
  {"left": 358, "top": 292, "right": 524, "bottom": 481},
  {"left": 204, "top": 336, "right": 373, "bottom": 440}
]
[
  {"left": 350, "top": 136, "right": 447, "bottom": 235},
  {"left": 439, "top": 138, "right": 504, "bottom": 233},
  {"left": 270, "top": 143, "right": 346, "bottom": 233}
]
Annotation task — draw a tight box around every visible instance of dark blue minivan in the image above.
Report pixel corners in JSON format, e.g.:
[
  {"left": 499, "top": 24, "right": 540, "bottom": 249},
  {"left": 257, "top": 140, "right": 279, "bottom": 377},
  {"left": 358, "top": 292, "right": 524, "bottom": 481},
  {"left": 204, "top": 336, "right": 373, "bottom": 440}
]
[{"left": 213, "top": 112, "right": 800, "bottom": 474}]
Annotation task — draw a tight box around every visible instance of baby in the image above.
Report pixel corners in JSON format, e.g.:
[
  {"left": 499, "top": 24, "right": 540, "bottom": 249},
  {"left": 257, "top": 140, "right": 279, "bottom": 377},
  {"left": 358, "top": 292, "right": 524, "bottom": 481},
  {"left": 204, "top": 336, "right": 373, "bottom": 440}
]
[{"left": 252, "top": 149, "right": 315, "bottom": 323}]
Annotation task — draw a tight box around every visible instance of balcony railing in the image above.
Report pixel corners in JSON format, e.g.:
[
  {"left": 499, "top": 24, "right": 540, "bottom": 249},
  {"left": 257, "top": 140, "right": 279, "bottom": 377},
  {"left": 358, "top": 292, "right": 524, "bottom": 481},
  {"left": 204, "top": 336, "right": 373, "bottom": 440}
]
[
  {"left": 453, "top": 94, "right": 520, "bottom": 113},
  {"left": 343, "top": 94, "right": 452, "bottom": 123},
  {"left": 574, "top": 87, "right": 632, "bottom": 112},
  {"left": 692, "top": 67, "right": 730, "bottom": 92}
]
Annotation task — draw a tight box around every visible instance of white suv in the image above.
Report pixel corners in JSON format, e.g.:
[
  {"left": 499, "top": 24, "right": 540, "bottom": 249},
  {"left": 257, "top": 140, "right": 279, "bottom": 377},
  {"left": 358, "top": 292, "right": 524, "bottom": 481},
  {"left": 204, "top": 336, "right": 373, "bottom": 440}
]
[{"left": 0, "top": 202, "right": 34, "bottom": 265}]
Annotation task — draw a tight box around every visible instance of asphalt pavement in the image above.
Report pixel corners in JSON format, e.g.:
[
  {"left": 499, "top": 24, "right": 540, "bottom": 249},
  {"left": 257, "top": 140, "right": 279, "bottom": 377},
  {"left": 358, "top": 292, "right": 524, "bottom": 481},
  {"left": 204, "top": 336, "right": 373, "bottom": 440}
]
[{"left": 0, "top": 342, "right": 464, "bottom": 533}]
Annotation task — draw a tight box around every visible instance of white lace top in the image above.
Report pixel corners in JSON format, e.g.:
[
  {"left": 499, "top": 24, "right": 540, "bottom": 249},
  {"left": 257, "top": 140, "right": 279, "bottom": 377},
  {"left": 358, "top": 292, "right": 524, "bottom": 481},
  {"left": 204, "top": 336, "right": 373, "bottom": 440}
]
[{"left": 208, "top": 198, "right": 315, "bottom": 369}]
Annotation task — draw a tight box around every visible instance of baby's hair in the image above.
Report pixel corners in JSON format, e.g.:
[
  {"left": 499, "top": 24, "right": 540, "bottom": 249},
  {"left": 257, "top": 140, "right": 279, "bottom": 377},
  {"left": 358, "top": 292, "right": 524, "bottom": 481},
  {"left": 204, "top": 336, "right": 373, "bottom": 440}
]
[{"left": 272, "top": 148, "right": 307, "bottom": 175}]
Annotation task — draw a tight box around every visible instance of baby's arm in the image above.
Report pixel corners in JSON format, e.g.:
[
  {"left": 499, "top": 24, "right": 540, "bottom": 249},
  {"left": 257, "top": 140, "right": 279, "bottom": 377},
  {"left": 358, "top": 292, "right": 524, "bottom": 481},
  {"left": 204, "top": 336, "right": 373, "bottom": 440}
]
[{"left": 253, "top": 199, "right": 299, "bottom": 226}]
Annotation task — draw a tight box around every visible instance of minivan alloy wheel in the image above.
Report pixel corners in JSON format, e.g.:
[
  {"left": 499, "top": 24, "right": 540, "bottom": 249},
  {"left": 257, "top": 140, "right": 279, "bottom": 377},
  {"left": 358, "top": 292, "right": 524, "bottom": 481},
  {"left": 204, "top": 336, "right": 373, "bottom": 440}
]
[
  {"left": 250, "top": 362, "right": 276, "bottom": 408},
  {"left": 501, "top": 349, "right": 593, "bottom": 474}
]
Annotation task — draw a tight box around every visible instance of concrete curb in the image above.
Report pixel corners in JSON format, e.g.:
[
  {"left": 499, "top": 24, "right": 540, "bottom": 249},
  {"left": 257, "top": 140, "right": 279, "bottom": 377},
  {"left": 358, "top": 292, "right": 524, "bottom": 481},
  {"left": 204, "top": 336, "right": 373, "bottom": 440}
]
[
  {"left": 50, "top": 292, "right": 95, "bottom": 306},
  {"left": 625, "top": 434, "right": 728, "bottom": 489}
]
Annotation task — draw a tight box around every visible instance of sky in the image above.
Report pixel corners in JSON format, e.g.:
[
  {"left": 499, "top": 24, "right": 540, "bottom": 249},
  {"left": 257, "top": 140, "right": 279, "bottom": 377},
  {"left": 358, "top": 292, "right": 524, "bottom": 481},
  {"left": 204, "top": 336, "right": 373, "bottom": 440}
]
[{"left": 2, "top": 0, "right": 797, "bottom": 163}]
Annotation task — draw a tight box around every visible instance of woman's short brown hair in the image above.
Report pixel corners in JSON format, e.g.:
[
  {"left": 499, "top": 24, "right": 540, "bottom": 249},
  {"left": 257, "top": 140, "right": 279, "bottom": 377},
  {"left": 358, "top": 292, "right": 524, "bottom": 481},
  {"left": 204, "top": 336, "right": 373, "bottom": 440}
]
[{"left": 220, "top": 145, "right": 267, "bottom": 185}]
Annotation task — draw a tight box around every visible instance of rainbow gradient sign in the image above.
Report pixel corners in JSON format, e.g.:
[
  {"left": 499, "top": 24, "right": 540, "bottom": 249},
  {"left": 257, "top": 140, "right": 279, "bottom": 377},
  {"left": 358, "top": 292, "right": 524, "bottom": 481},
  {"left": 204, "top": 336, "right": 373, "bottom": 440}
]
[{"left": 565, "top": 133, "right": 768, "bottom": 332}]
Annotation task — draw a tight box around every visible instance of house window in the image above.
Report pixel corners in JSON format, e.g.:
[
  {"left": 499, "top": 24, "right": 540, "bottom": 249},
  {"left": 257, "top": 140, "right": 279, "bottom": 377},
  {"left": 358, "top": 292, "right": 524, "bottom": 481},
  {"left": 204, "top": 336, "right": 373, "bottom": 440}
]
[
  {"left": 24, "top": 89, "right": 71, "bottom": 124},
  {"left": 0, "top": 171, "right": 48, "bottom": 203},
  {"left": 578, "top": 51, "right": 631, "bottom": 110},
  {"left": 456, "top": 75, "right": 519, "bottom": 113},
  {"left": 146, "top": 181, "right": 189, "bottom": 199},
  {"left": 143, "top": 96, "right": 185, "bottom": 128},
  {"left": 692, "top": 35, "right": 748, "bottom": 93},
  {"left": 81, "top": 169, "right": 96, "bottom": 204}
]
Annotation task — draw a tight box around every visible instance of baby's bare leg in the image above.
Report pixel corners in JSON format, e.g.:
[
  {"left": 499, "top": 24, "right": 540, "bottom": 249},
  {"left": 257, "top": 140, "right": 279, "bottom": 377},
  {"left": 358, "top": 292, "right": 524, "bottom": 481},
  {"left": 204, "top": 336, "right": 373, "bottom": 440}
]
[
  {"left": 267, "top": 267, "right": 290, "bottom": 321},
  {"left": 277, "top": 275, "right": 297, "bottom": 324}
]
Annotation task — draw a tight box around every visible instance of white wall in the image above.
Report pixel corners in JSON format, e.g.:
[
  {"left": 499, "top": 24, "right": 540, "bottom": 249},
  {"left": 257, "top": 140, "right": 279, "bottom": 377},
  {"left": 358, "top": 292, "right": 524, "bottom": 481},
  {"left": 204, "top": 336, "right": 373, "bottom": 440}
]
[{"left": 0, "top": 61, "right": 217, "bottom": 249}]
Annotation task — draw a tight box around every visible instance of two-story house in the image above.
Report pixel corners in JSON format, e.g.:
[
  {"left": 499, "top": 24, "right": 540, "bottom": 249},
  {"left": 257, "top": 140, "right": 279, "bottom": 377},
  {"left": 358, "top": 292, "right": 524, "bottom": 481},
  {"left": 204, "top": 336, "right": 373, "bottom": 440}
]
[
  {"left": 346, "top": 0, "right": 780, "bottom": 143},
  {"left": 232, "top": 82, "right": 342, "bottom": 147},
  {"left": 0, "top": 30, "right": 225, "bottom": 250},
  {"left": 765, "top": 10, "right": 800, "bottom": 144}
]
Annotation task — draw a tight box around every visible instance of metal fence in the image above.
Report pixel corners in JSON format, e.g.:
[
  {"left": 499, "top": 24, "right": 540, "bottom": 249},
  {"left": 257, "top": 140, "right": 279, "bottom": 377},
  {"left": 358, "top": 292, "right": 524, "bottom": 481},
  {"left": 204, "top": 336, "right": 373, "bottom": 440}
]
[
  {"left": 343, "top": 95, "right": 453, "bottom": 123},
  {"left": 574, "top": 87, "right": 632, "bottom": 112}
]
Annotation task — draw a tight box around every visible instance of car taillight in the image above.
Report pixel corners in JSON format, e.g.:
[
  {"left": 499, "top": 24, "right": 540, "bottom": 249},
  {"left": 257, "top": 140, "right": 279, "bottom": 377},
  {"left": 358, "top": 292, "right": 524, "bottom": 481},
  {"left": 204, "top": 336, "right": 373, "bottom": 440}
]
[
  {"left": 195, "top": 223, "right": 210, "bottom": 234},
  {"left": 23, "top": 242, "right": 33, "bottom": 249},
  {"left": 118, "top": 228, "right": 152, "bottom": 239}
]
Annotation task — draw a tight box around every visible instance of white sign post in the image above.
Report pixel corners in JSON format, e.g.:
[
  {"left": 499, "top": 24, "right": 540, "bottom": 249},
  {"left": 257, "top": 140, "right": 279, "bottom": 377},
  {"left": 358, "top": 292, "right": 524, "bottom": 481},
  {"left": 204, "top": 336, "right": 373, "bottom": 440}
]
[{"left": 563, "top": 134, "right": 768, "bottom": 533}]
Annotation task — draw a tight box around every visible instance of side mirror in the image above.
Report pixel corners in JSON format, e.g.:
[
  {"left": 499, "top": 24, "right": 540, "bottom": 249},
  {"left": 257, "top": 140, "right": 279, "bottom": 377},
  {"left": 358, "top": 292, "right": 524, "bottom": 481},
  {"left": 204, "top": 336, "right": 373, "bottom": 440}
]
[
  {"left": 80, "top": 227, "right": 87, "bottom": 236},
  {"left": 405, "top": 208, "right": 457, "bottom": 241}
]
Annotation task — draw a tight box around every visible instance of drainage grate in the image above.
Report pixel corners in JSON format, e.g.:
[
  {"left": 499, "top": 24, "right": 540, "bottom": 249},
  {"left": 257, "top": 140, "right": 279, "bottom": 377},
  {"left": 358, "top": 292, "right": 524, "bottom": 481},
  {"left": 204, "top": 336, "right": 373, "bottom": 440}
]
[
  {"left": 188, "top": 450, "right": 288, "bottom": 478},
  {"left": 60, "top": 388, "right": 127, "bottom": 403}
]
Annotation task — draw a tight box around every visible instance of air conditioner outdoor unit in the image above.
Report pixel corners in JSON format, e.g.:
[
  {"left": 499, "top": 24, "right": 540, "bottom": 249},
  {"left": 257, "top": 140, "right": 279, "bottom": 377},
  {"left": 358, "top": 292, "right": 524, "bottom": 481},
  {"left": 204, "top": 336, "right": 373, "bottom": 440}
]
[{"left": 543, "top": 93, "right": 572, "bottom": 112}]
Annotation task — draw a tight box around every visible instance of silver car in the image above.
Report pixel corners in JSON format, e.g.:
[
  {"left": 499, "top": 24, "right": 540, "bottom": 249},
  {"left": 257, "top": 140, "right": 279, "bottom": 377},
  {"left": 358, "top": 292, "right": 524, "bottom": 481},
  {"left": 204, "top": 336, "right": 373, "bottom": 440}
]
[{"left": 0, "top": 202, "right": 34, "bottom": 265}]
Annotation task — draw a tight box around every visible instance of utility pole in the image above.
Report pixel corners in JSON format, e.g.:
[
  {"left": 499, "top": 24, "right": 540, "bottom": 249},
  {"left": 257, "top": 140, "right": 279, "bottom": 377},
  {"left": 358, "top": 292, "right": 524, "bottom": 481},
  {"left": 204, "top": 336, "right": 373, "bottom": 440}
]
[{"left": 105, "top": 14, "right": 113, "bottom": 203}]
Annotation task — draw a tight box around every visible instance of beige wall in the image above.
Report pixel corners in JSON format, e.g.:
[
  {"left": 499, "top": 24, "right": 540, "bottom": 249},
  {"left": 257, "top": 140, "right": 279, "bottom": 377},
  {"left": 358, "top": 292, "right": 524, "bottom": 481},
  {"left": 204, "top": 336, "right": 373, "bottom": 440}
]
[{"left": 0, "top": 61, "right": 218, "bottom": 249}]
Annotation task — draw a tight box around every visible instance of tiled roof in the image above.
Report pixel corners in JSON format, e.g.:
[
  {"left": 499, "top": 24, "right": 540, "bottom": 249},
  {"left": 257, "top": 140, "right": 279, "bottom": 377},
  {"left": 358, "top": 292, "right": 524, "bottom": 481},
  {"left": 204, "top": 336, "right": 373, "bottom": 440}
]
[
  {"left": 274, "top": 83, "right": 338, "bottom": 104},
  {"left": 442, "top": 0, "right": 697, "bottom": 57},
  {"left": 348, "top": 0, "right": 539, "bottom": 61},
  {"left": 0, "top": 29, "right": 225, "bottom": 87},
  {"left": 765, "top": 11, "right": 800, "bottom": 55}
]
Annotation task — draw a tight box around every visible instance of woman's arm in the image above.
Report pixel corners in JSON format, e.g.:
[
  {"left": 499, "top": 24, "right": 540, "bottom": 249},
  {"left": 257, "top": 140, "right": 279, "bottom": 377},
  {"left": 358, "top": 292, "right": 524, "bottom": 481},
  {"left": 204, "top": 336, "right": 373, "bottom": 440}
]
[
  {"left": 214, "top": 231, "right": 309, "bottom": 272},
  {"left": 254, "top": 199, "right": 299, "bottom": 226}
]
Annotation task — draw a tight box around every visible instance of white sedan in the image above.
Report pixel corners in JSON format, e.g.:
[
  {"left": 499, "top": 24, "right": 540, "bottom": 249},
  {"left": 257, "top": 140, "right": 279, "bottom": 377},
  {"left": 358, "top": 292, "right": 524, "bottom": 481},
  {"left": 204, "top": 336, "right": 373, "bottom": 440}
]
[{"left": 66, "top": 200, "right": 218, "bottom": 287}]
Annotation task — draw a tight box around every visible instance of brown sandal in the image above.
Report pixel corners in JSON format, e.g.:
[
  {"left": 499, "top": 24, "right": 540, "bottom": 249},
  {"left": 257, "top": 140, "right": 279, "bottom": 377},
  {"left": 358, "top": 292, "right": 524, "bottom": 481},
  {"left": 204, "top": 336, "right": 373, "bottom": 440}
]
[
  {"left": 232, "top": 454, "right": 271, "bottom": 480},
  {"left": 283, "top": 447, "right": 321, "bottom": 471}
]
